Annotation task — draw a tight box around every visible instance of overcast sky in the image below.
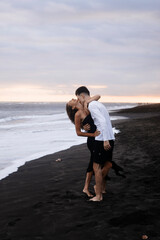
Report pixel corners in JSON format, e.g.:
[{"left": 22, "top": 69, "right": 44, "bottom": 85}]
[{"left": 0, "top": 0, "right": 160, "bottom": 102}]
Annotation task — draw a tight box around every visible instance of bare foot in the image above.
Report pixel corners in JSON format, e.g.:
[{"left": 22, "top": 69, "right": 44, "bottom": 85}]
[
  {"left": 89, "top": 196, "right": 102, "bottom": 202},
  {"left": 83, "top": 189, "right": 94, "bottom": 197}
]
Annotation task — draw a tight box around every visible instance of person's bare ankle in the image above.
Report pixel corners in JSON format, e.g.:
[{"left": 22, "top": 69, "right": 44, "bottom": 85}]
[{"left": 83, "top": 189, "right": 94, "bottom": 197}]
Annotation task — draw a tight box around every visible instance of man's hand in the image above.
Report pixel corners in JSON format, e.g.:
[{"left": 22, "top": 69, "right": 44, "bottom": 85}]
[
  {"left": 94, "top": 130, "right": 101, "bottom": 137},
  {"left": 83, "top": 123, "right": 91, "bottom": 131},
  {"left": 104, "top": 141, "right": 111, "bottom": 151}
]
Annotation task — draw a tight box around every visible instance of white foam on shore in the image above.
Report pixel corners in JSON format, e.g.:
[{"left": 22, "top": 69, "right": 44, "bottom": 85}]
[
  {"left": 0, "top": 116, "right": 86, "bottom": 180},
  {"left": 0, "top": 141, "right": 85, "bottom": 181},
  {"left": 110, "top": 116, "right": 128, "bottom": 121},
  {"left": 0, "top": 125, "right": 120, "bottom": 181},
  {"left": 113, "top": 127, "right": 120, "bottom": 134}
]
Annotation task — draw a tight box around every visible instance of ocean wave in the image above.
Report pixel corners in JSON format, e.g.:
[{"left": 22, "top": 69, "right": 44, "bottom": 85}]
[
  {"left": 0, "top": 112, "right": 67, "bottom": 123},
  {"left": 107, "top": 104, "right": 137, "bottom": 112}
]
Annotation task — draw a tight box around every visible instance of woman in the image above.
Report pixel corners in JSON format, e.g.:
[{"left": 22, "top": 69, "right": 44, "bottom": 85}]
[{"left": 66, "top": 96, "right": 101, "bottom": 197}]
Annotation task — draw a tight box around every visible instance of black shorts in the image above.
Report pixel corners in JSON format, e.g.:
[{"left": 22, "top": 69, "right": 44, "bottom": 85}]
[{"left": 92, "top": 140, "right": 114, "bottom": 166}]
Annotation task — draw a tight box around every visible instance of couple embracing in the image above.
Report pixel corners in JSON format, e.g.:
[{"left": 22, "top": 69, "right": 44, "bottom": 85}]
[{"left": 66, "top": 86, "right": 124, "bottom": 202}]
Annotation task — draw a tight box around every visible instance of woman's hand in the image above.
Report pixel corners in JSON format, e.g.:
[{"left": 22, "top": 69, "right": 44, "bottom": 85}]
[{"left": 94, "top": 130, "right": 101, "bottom": 137}]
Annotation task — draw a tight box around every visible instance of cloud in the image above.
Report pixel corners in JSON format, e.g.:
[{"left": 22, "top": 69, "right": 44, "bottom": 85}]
[
  {"left": 73, "top": 84, "right": 107, "bottom": 89},
  {"left": 0, "top": 0, "right": 160, "bottom": 100}
]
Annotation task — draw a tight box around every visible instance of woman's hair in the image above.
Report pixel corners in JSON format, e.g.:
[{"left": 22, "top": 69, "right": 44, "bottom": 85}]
[{"left": 66, "top": 103, "right": 78, "bottom": 124}]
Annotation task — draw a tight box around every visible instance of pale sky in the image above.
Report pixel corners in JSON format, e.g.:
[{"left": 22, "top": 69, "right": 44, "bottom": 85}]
[{"left": 0, "top": 0, "right": 160, "bottom": 103}]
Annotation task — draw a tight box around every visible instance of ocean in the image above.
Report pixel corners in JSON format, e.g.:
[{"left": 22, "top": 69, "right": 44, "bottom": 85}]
[{"left": 0, "top": 102, "right": 136, "bottom": 180}]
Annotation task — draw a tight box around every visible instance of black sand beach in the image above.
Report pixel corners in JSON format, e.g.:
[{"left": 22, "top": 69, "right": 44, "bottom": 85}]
[{"left": 0, "top": 104, "right": 160, "bottom": 240}]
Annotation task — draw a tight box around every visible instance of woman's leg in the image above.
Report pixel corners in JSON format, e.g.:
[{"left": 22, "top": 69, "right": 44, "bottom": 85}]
[
  {"left": 83, "top": 146, "right": 94, "bottom": 197},
  {"left": 83, "top": 171, "right": 94, "bottom": 197}
]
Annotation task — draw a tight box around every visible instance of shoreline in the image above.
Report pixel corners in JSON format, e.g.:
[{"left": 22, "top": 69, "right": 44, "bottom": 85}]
[
  {"left": 0, "top": 105, "right": 132, "bottom": 181},
  {"left": 0, "top": 141, "right": 87, "bottom": 182},
  {"left": 0, "top": 103, "right": 160, "bottom": 240},
  {"left": 0, "top": 102, "right": 158, "bottom": 182}
]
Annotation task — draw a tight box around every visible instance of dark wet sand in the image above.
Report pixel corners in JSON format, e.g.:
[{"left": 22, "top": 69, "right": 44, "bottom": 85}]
[{"left": 0, "top": 104, "right": 160, "bottom": 240}]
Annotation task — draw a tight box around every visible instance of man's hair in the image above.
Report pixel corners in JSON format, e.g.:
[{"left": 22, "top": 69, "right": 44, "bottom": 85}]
[{"left": 75, "top": 86, "right": 90, "bottom": 96}]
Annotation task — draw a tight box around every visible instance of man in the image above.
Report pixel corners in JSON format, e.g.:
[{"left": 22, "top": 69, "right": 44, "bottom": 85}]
[{"left": 75, "top": 86, "right": 115, "bottom": 201}]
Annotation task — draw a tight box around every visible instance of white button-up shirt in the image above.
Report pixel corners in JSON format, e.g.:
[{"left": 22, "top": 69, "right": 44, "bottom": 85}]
[{"left": 88, "top": 101, "right": 115, "bottom": 141}]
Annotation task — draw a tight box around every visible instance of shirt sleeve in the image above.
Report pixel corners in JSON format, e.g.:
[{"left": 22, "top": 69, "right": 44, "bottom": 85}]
[{"left": 88, "top": 102, "right": 110, "bottom": 141}]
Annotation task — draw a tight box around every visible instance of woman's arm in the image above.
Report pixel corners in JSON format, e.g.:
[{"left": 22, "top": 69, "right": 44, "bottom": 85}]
[
  {"left": 86, "top": 95, "right": 101, "bottom": 104},
  {"left": 82, "top": 95, "right": 101, "bottom": 112},
  {"left": 74, "top": 112, "right": 100, "bottom": 137}
]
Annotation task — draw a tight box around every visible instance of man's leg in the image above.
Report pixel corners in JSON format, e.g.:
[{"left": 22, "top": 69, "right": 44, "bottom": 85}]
[
  {"left": 90, "top": 162, "right": 103, "bottom": 201},
  {"left": 102, "top": 161, "right": 112, "bottom": 177},
  {"left": 101, "top": 161, "right": 112, "bottom": 193}
]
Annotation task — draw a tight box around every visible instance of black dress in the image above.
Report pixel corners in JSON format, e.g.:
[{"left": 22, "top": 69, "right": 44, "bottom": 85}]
[{"left": 82, "top": 114, "right": 96, "bottom": 172}]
